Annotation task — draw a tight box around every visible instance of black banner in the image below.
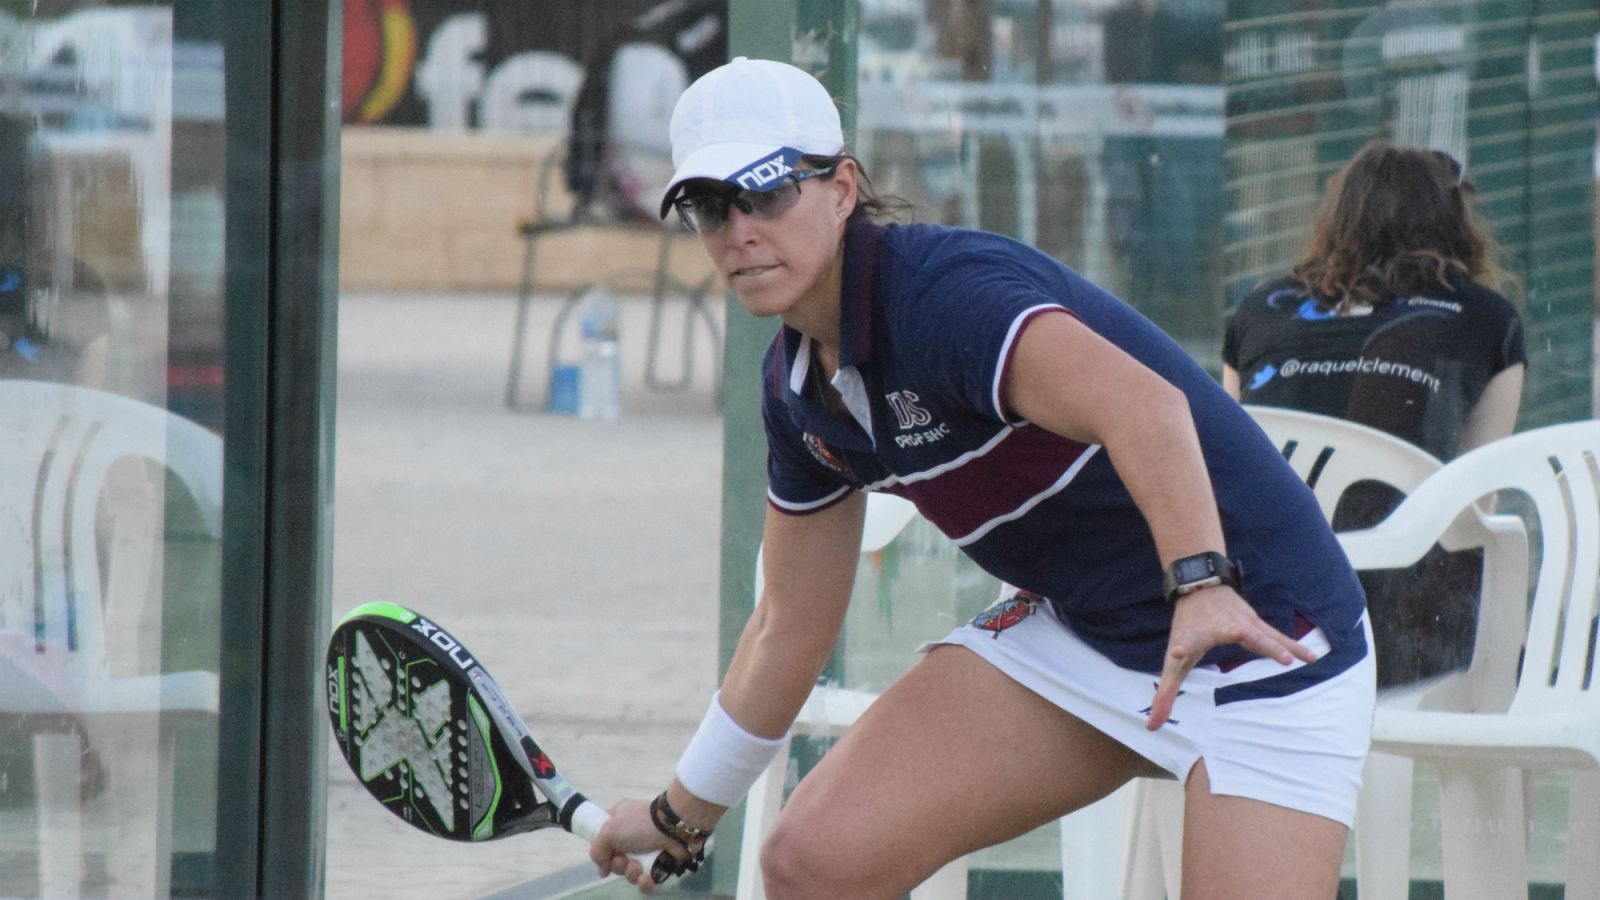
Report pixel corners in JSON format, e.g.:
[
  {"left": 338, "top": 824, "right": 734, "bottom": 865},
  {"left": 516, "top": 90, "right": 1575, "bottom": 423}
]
[{"left": 343, "top": 0, "right": 688, "bottom": 128}]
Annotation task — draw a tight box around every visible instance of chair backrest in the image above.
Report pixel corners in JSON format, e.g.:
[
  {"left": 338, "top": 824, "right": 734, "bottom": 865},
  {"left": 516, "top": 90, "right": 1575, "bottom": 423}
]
[
  {"left": 0, "top": 380, "right": 223, "bottom": 684},
  {"left": 1339, "top": 421, "right": 1600, "bottom": 721},
  {"left": 1245, "top": 405, "right": 1537, "bottom": 712},
  {"left": 1243, "top": 405, "right": 1444, "bottom": 520}
]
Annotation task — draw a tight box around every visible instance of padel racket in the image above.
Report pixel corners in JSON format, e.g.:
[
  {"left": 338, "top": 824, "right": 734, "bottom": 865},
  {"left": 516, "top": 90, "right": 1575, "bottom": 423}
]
[{"left": 325, "top": 601, "right": 673, "bottom": 883}]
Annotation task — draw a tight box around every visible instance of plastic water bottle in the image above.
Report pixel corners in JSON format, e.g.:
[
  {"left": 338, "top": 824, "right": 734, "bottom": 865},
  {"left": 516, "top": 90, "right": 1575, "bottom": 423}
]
[{"left": 578, "top": 290, "right": 621, "bottom": 421}]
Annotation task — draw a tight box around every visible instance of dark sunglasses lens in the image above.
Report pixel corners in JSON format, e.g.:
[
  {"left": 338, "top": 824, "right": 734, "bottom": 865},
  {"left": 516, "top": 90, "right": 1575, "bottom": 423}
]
[
  {"left": 748, "top": 183, "right": 801, "bottom": 221},
  {"left": 679, "top": 194, "right": 730, "bottom": 232},
  {"left": 680, "top": 175, "right": 814, "bottom": 231}
]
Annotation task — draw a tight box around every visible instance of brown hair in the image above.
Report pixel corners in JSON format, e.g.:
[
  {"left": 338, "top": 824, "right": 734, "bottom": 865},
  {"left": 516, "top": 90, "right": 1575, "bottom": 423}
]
[
  {"left": 1290, "top": 139, "right": 1517, "bottom": 309},
  {"left": 801, "top": 153, "right": 913, "bottom": 223}
]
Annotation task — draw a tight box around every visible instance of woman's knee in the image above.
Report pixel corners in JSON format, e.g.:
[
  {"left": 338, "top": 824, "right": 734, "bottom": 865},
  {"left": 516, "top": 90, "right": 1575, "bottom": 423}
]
[
  {"left": 760, "top": 805, "right": 853, "bottom": 897},
  {"left": 759, "top": 814, "right": 822, "bottom": 897},
  {"left": 760, "top": 803, "right": 906, "bottom": 899}
]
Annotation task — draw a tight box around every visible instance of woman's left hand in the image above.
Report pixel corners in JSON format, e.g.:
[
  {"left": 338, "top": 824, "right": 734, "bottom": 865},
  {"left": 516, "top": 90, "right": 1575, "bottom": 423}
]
[{"left": 1145, "top": 585, "right": 1318, "bottom": 730}]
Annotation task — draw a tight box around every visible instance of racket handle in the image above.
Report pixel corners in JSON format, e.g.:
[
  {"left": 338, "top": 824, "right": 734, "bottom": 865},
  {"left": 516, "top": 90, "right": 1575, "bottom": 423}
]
[{"left": 569, "top": 799, "right": 672, "bottom": 884}]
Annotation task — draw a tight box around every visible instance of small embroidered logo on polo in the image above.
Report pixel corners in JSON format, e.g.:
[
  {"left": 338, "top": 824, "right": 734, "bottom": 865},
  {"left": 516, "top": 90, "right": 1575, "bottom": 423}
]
[
  {"left": 970, "top": 593, "right": 1039, "bottom": 638},
  {"left": 887, "top": 390, "right": 951, "bottom": 448},
  {"left": 886, "top": 391, "right": 933, "bottom": 429},
  {"left": 803, "top": 432, "right": 852, "bottom": 477}
]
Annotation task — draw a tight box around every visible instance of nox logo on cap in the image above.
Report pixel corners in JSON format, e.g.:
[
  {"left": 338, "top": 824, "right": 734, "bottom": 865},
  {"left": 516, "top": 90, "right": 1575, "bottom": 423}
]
[{"left": 732, "top": 147, "right": 803, "bottom": 191}]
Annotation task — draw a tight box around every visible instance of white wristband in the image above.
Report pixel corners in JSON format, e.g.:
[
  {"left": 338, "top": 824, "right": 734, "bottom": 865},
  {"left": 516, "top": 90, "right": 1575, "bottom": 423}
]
[{"left": 674, "top": 692, "right": 789, "bottom": 807}]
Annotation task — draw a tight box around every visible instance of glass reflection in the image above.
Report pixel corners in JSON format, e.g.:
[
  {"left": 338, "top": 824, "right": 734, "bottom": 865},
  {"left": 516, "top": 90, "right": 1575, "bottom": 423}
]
[
  {"left": 841, "top": 0, "right": 1593, "bottom": 896},
  {"left": 0, "top": 2, "right": 225, "bottom": 897},
  {"left": 856, "top": 0, "right": 1228, "bottom": 362}
]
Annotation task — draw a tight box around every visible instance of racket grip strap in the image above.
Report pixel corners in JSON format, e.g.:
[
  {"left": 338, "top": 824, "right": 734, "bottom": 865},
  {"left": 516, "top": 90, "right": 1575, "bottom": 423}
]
[
  {"left": 557, "top": 793, "right": 590, "bottom": 833},
  {"left": 567, "top": 797, "right": 610, "bottom": 843}
]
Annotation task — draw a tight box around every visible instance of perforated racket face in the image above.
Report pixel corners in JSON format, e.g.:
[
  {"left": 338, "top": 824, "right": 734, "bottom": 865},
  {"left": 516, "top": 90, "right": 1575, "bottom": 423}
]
[{"left": 325, "top": 603, "right": 551, "bottom": 841}]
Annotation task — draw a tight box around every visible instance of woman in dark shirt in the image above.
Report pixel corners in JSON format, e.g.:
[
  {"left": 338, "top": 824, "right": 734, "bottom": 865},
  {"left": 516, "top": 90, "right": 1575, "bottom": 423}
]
[
  {"left": 592, "top": 57, "right": 1373, "bottom": 899},
  {"left": 1223, "top": 139, "right": 1525, "bottom": 687}
]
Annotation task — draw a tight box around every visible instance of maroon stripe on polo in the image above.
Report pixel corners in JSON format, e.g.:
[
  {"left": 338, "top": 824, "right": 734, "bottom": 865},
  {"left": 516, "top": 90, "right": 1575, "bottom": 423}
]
[{"left": 888, "top": 426, "right": 1093, "bottom": 540}]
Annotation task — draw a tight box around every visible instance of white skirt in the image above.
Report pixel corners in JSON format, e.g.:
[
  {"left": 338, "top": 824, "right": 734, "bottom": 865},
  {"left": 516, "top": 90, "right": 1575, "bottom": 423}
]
[{"left": 920, "top": 592, "right": 1376, "bottom": 826}]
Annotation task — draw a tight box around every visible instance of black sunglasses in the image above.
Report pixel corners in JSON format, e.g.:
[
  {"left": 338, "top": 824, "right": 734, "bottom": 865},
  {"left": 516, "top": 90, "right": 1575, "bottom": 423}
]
[{"left": 674, "top": 167, "right": 836, "bottom": 233}]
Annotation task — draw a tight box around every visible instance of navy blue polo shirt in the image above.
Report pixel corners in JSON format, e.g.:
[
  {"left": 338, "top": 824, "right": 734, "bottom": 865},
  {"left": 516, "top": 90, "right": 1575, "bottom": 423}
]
[{"left": 761, "top": 222, "right": 1367, "bottom": 685}]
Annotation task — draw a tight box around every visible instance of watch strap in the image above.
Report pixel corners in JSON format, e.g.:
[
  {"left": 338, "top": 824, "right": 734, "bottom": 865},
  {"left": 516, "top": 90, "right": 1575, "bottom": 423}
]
[{"left": 1162, "top": 551, "right": 1240, "bottom": 604}]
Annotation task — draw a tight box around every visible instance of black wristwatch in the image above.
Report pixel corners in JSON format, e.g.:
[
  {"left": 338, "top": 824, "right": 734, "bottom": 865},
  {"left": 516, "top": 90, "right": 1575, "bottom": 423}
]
[{"left": 1162, "top": 552, "right": 1240, "bottom": 604}]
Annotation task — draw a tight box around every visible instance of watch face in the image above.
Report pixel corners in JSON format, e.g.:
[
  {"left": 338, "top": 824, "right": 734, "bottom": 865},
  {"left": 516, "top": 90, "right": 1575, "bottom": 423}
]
[{"left": 1174, "top": 556, "right": 1216, "bottom": 584}]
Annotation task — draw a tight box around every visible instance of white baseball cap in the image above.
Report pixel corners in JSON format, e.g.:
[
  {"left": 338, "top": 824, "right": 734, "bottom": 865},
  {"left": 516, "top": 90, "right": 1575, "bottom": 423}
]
[{"left": 657, "top": 56, "right": 845, "bottom": 218}]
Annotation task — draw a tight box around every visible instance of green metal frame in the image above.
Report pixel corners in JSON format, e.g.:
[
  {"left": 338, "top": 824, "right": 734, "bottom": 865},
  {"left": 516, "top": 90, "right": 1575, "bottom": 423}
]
[
  {"left": 720, "top": 0, "right": 861, "bottom": 673},
  {"left": 213, "top": 0, "right": 341, "bottom": 896},
  {"left": 713, "top": 2, "right": 857, "bottom": 893}
]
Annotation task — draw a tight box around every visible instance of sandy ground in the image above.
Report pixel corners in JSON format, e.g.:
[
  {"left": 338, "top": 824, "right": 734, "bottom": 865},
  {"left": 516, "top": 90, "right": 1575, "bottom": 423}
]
[{"left": 324, "top": 291, "right": 725, "bottom": 899}]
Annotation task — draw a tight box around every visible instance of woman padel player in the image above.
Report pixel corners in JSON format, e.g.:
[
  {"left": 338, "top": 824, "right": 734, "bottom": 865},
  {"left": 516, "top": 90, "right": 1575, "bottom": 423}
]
[{"left": 590, "top": 57, "right": 1375, "bottom": 900}]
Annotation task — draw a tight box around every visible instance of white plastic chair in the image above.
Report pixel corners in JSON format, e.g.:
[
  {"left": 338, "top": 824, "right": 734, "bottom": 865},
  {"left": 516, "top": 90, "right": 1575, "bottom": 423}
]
[
  {"left": 0, "top": 380, "right": 223, "bottom": 899},
  {"left": 1246, "top": 405, "right": 1443, "bottom": 517},
  {"left": 1341, "top": 420, "right": 1600, "bottom": 900},
  {"left": 1122, "top": 406, "right": 1527, "bottom": 900},
  {"left": 1259, "top": 407, "right": 1530, "bottom": 900}
]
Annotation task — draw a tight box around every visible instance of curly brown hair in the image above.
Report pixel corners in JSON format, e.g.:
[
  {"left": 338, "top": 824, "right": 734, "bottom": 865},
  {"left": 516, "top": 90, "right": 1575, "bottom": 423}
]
[{"left": 1291, "top": 139, "right": 1516, "bottom": 309}]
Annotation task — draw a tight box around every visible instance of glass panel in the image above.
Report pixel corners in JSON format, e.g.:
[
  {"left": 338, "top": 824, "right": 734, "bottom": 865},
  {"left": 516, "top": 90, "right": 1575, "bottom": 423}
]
[
  {"left": 0, "top": 2, "right": 226, "bottom": 897},
  {"left": 1226, "top": 0, "right": 1594, "bottom": 427},
  {"left": 824, "top": 1, "right": 1595, "bottom": 897},
  {"left": 327, "top": 0, "right": 1592, "bottom": 896},
  {"left": 1226, "top": 1, "right": 1595, "bottom": 893},
  {"left": 826, "top": 2, "right": 1233, "bottom": 891},
  {"left": 857, "top": 0, "right": 1228, "bottom": 366},
  {"left": 329, "top": 2, "right": 727, "bottom": 897}
]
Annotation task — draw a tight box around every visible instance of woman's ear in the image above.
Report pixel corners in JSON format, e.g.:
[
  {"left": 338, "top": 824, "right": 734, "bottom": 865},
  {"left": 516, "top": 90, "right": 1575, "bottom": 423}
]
[{"left": 831, "top": 158, "right": 860, "bottom": 220}]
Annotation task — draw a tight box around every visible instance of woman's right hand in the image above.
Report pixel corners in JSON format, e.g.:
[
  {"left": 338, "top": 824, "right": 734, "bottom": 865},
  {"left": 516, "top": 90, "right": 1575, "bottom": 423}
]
[
  {"left": 1147, "top": 584, "right": 1318, "bottom": 730},
  {"left": 589, "top": 797, "right": 701, "bottom": 894}
]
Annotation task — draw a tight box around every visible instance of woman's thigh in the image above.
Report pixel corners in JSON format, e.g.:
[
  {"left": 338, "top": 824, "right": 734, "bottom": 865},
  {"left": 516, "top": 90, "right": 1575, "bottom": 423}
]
[
  {"left": 766, "top": 644, "right": 1152, "bottom": 897},
  {"left": 1181, "top": 761, "right": 1350, "bottom": 900}
]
